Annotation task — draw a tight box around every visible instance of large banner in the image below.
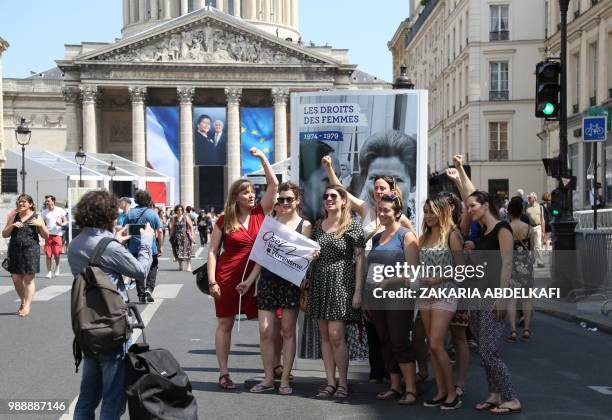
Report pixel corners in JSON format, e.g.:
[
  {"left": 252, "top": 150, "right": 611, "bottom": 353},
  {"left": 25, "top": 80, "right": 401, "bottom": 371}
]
[
  {"left": 249, "top": 216, "right": 320, "bottom": 286},
  {"left": 241, "top": 107, "right": 274, "bottom": 175},
  {"left": 193, "top": 107, "right": 227, "bottom": 166},
  {"left": 291, "top": 90, "right": 428, "bottom": 231},
  {"left": 146, "top": 106, "right": 179, "bottom": 205}
]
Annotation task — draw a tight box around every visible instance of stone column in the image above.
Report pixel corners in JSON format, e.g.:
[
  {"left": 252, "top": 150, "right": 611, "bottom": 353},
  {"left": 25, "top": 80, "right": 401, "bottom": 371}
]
[
  {"left": 129, "top": 87, "right": 147, "bottom": 167},
  {"left": 181, "top": 0, "right": 188, "bottom": 15},
  {"left": 274, "top": 0, "right": 281, "bottom": 23},
  {"left": 178, "top": 87, "right": 195, "bottom": 206},
  {"left": 163, "top": 0, "right": 171, "bottom": 18},
  {"left": 129, "top": 0, "right": 137, "bottom": 23},
  {"left": 96, "top": 92, "right": 104, "bottom": 153},
  {"left": 123, "top": 0, "right": 130, "bottom": 26},
  {"left": 233, "top": 0, "right": 241, "bottom": 17},
  {"left": 263, "top": 0, "right": 270, "bottom": 21},
  {"left": 194, "top": 0, "right": 204, "bottom": 10},
  {"left": 282, "top": 0, "right": 289, "bottom": 26},
  {"left": 0, "top": 38, "right": 8, "bottom": 175},
  {"left": 597, "top": 20, "right": 607, "bottom": 104},
  {"left": 272, "top": 88, "right": 288, "bottom": 163},
  {"left": 291, "top": 0, "right": 298, "bottom": 28},
  {"left": 579, "top": 30, "right": 589, "bottom": 111},
  {"left": 217, "top": 0, "right": 225, "bottom": 12},
  {"left": 247, "top": 0, "right": 257, "bottom": 19},
  {"left": 139, "top": 0, "right": 146, "bottom": 20},
  {"left": 151, "top": 0, "right": 158, "bottom": 19},
  {"left": 225, "top": 88, "right": 242, "bottom": 186},
  {"left": 62, "top": 87, "right": 81, "bottom": 152},
  {"left": 80, "top": 85, "right": 98, "bottom": 154}
]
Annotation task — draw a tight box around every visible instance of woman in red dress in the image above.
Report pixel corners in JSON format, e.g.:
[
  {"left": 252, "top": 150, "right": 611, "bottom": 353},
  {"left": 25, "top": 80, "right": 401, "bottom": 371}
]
[{"left": 207, "top": 147, "right": 278, "bottom": 390}]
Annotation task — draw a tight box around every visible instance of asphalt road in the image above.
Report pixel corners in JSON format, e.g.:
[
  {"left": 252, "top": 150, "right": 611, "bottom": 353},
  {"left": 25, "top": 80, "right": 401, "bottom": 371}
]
[{"left": 1, "top": 244, "right": 611, "bottom": 419}]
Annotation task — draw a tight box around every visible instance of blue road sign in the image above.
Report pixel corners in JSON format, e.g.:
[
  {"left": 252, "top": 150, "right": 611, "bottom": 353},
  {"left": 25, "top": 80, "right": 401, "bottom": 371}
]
[{"left": 583, "top": 116, "right": 607, "bottom": 142}]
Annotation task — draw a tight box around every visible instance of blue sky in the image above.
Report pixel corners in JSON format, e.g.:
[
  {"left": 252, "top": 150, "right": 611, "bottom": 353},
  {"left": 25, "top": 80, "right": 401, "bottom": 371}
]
[{"left": 0, "top": 0, "right": 407, "bottom": 81}]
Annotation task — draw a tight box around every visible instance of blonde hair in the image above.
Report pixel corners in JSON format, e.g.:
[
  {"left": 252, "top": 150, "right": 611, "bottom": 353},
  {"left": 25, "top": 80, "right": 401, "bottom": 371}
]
[
  {"left": 420, "top": 196, "right": 455, "bottom": 249},
  {"left": 222, "top": 179, "right": 254, "bottom": 234},
  {"left": 323, "top": 184, "right": 353, "bottom": 238}
]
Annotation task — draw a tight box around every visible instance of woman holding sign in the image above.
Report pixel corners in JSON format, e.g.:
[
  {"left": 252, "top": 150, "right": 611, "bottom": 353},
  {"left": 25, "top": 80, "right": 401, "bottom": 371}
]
[
  {"left": 237, "top": 182, "right": 313, "bottom": 395},
  {"left": 207, "top": 147, "right": 278, "bottom": 391},
  {"left": 308, "top": 185, "right": 365, "bottom": 399}
]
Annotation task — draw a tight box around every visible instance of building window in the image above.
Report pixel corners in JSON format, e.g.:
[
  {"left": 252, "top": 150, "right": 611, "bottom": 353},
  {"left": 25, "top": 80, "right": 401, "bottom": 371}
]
[
  {"left": 489, "top": 122, "right": 509, "bottom": 160},
  {"left": 490, "top": 5, "right": 510, "bottom": 41},
  {"left": 591, "top": 43, "right": 598, "bottom": 102},
  {"left": 489, "top": 61, "right": 509, "bottom": 101},
  {"left": 576, "top": 53, "right": 581, "bottom": 109},
  {"left": 488, "top": 179, "right": 509, "bottom": 206}
]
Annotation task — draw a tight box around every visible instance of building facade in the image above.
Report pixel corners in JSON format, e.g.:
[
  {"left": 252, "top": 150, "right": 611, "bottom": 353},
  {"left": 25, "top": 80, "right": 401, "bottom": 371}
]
[
  {"left": 543, "top": 0, "right": 612, "bottom": 210},
  {"left": 389, "top": 0, "right": 547, "bottom": 202},
  {"left": 1, "top": 1, "right": 388, "bottom": 208}
]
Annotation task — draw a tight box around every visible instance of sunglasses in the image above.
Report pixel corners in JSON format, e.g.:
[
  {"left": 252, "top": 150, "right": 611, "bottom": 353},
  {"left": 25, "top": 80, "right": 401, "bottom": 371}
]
[
  {"left": 323, "top": 193, "right": 339, "bottom": 200},
  {"left": 277, "top": 197, "right": 295, "bottom": 204}
]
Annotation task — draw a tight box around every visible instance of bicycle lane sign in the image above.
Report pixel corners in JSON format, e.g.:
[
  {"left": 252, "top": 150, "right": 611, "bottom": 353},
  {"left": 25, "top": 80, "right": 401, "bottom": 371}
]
[{"left": 583, "top": 116, "right": 607, "bottom": 142}]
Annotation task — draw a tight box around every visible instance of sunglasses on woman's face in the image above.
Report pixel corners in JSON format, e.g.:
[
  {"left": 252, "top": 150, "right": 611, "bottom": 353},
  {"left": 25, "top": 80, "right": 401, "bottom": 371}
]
[
  {"left": 277, "top": 197, "right": 295, "bottom": 204},
  {"left": 323, "top": 193, "right": 339, "bottom": 200}
]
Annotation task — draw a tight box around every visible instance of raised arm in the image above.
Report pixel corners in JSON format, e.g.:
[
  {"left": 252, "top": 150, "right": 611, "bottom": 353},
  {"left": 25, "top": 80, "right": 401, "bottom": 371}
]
[
  {"left": 453, "top": 154, "right": 475, "bottom": 198},
  {"left": 251, "top": 147, "right": 279, "bottom": 214},
  {"left": 321, "top": 155, "right": 368, "bottom": 219},
  {"left": 207, "top": 224, "right": 223, "bottom": 300}
]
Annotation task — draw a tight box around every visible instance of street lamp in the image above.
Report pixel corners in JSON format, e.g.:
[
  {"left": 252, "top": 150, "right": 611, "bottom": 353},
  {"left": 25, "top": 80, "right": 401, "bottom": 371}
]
[
  {"left": 75, "top": 145, "right": 86, "bottom": 187},
  {"left": 15, "top": 118, "right": 31, "bottom": 194},
  {"left": 107, "top": 161, "right": 116, "bottom": 194},
  {"left": 393, "top": 65, "right": 415, "bottom": 90}
]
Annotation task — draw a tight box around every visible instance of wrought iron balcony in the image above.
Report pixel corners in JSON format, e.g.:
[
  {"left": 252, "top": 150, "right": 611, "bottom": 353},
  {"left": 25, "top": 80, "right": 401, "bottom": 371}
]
[{"left": 489, "top": 90, "right": 509, "bottom": 101}]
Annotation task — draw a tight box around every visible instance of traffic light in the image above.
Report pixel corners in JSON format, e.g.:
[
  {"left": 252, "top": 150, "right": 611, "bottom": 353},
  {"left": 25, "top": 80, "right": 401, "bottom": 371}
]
[
  {"left": 535, "top": 61, "right": 561, "bottom": 119},
  {"left": 550, "top": 188, "right": 564, "bottom": 218}
]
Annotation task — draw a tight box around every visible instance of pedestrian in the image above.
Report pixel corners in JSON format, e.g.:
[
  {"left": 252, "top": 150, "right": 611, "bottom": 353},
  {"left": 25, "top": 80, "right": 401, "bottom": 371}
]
[
  {"left": 68, "top": 190, "right": 154, "bottom": 419},
  {"left": 197, "top": 209, "right": 208, "bottom": 245},
  {"left": 41, "top": 195, "right": 67, "bottom": 278},
  {"left": 540, "top": 193, "right": 552, "bottom": 250},
  {"left": 506, "top": 196, "right": 534, "bottom": 343},
  {"left": 207, "top": 147, "right": 278, "bottom": 391},
  {"left": 590, "top": 182, "right": 605, "bottom": 209},
  {"left": 124, "top": 189, "right": 163, "bottom": 303},
  {"left": 186, "top": 205, "right": 198, "bottom": 240},
  {"left": 2, "top": 194, "right": 49, "bottom": 317},
  {"left": 156, "top": 207, "right": 167, "bottom": 245},
  {"left": 117, "top": 197, "right": 131, "bottom": 228},
  {"left": 169, "top": 204, "right": 195, "bottom": 271},
  {"left": 307, "top": 184, "right": 365, "bottom": 399},
  {"left": 367, "top": 192, "right": 419, "bottom": 405},
  {"left": 236, "top": 182, "right": 312, "bottom": 395},
  {"left": 417, "top": 196, "right": 463, "bottom": 410},
  {"left": 464, "top": 191, "right": 522, "bottom": 415},
  {"left": 526, "top": 193, "right": 545, "bottom": 268}
]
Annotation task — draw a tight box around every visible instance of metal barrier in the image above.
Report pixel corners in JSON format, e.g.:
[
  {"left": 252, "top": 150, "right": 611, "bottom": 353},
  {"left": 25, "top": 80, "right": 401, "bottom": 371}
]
[
  {"left": 573, "top": 229, "right": 612, "bottom": 315},
  {"left": 573, "top": 208, "right": 612, "bottom": 230}
]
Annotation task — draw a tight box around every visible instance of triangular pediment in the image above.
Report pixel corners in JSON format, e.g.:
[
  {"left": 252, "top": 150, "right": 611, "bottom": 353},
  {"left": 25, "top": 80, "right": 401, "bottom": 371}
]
[{"left": 77, "top": 9, "right": 337, "bottom": 67}]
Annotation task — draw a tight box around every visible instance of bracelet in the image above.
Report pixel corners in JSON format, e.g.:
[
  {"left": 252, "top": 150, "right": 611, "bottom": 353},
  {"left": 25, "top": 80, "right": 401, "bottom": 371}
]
[{"left": 208, "top": 282, "right": 218, "bottom": 287}]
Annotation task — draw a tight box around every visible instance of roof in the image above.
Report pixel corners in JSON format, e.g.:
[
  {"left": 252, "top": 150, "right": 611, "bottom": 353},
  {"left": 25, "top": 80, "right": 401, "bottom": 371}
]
[
  {"left": 350, "top": 69, "right": 391, "bottom": 86},
  {"left": 26, "top": 67, "right": 64, "bottom": 80}
]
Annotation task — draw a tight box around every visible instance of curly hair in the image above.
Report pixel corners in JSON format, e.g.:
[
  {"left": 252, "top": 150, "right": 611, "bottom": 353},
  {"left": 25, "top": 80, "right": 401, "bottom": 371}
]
[{"left": 74, "top": 190, "right": 118, "bottom": 231}]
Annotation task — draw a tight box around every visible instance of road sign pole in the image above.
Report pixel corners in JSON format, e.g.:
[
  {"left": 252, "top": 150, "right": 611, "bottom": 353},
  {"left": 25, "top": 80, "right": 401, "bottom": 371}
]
[{"left": 593, "top": 144, "right": 597, "bottom": 229}]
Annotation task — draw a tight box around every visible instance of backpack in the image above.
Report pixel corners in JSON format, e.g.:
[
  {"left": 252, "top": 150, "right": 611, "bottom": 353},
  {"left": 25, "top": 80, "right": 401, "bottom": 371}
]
[{"left": 71, "top": 237, "right": 130, "bottom": 371}]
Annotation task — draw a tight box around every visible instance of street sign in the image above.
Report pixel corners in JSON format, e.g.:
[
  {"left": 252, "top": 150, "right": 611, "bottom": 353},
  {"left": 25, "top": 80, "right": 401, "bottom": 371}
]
[{"left": 583, "top": 116, "right": 607, "bottom": 142}]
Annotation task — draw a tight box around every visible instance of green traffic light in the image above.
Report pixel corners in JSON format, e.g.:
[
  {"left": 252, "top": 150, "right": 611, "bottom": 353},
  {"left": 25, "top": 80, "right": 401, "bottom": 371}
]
[{"left": 543, "top": 102, "right": 555, "bottom": 115}]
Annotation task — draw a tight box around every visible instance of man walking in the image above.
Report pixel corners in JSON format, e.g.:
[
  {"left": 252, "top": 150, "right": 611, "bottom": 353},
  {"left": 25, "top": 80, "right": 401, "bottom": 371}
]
[
  {"left": 42, "top": 195, "right": 67, "bottom": 278},
  {"left": 124, "top": 190, "right": 163, "bottom": 304},
  {"left": 117, "top": 197, "right": 132, "bottom": 228},
  {"left": 526, "top": 192, "right": 546, "bottom": 267}
]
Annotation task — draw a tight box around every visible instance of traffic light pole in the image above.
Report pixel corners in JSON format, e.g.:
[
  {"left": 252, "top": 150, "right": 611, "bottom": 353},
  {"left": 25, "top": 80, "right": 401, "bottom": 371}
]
[{"left": 551, "top": 0, "right": 577, "bottom": 295}]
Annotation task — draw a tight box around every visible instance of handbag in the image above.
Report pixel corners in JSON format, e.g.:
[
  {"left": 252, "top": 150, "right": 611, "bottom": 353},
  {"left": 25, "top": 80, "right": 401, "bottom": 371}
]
[{"left": 193, "top": 230, "right": 225, "bottom": 295}]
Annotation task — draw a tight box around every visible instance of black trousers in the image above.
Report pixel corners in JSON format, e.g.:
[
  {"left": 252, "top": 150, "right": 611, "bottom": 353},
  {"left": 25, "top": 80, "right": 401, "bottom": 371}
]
[
  {"left": 365, "top": 319, "right": 387, "bottom": 380},
  {"left": 369, "top": 310, "right": 416, "bottom": 374},
  {"left": 136, "top": 254, "right": 158, "bottom": 298},
  {"left": 198, "top": 228, "right": 207, "bottom": 245}
]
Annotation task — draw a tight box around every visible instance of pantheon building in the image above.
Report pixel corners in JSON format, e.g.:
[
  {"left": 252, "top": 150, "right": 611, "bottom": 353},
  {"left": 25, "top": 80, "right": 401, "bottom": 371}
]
[{"left": 0, "top": 0, "right": 387, "bottom": 208}]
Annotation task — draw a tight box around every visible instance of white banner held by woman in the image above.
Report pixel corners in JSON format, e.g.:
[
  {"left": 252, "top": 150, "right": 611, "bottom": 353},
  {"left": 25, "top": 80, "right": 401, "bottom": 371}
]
[{"left": 248, "top": 216, "right": 320, "bottom": 286}]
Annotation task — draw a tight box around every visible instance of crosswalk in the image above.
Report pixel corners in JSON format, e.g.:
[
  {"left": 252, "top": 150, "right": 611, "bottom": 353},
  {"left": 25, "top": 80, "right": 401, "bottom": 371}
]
[{"left": 0, "top": 283, "right": 184, "bottom": 303}]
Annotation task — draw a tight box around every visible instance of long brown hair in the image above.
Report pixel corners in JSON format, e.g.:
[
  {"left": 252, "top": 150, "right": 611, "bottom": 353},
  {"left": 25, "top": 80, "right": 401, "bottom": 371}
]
[
  {"left": 420, "top": 196, "right": 455, "bottom": 249},
  {"left": 223, "top": 179, "right": 254, "bottom": 234},
  {"left": 16, "top": 194, "right": 36, "bottom": 212},
  {"left": 322, "top": 184, "right": 353, "bottom": 238}
]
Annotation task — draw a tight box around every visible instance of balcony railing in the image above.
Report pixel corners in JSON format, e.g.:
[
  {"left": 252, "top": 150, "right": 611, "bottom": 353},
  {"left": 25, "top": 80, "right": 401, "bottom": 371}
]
[
  {"left": 573, "top": 104, "right": 579, "bottom": 114},
  {"left": 489, "top": 90, "right": 509, "bottom": 101},
  {"left": 489, "top": 30, "right": 510, "bottom": 41},
  {"left": 489, "top": 150, "right": 509, "bottom": 160}
]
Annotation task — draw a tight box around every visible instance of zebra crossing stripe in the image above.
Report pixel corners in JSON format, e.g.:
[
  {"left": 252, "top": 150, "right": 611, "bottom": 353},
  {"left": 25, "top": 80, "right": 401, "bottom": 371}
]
[
  {"left": 151, "top": 284, "right": 183, "bottom": 299},
  {"left": 0, "top": 286, "right": 14, "bottom": 296},
  {"left": 31, "top": 285, "right": 72, "bottom": 301}
]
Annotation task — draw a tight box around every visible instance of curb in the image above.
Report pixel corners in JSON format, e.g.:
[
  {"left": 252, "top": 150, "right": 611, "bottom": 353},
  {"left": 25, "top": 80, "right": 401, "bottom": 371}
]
[{"left": 535, "top": 307, "right": 612, "bottom": 335}]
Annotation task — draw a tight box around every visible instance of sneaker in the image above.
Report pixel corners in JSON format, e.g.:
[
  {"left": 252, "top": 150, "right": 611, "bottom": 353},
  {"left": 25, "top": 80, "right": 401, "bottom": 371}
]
[
  {"left": 145, "top": 290, "right": 154, "bottom": 303},
  {"left": 46, "top": 271, "right": 53, "bottom": 279},
  {"left": 127, "top": 280, "right": 136, "bottom": 290},
  {"left": 139, "top": 295, "right": 147, "bottom": 304},
  {"left": 440, "top": 396, "right": 463, "bottom": 410},
  {"left": 54, "top": 267, "right": 61, "bottom": 276},
  {"left": 423, "top": 395, "right": 446, "bottom": 408}
]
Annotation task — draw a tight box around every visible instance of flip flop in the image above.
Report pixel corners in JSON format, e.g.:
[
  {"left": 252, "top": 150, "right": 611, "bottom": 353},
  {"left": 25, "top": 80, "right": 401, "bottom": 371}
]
[
  {"left": 376, "top": 388, "right": 402, "bottom": 400},
  {"left": 490, "top": 406, "right": 522, "bottom": 415},
  {"left": 398, "top": 391, "right": 417, "bottom": 405},
  {"left": 278, "top": 385, "right": 293, "bottom": 395},
  {"left": 475, "top": 401, "right": 499, "bottom": 411},
  {"left": 522, "top": 329, "right": 530, "bottom": 342},
  {"left": 506, "top": 331, "right": 517, "bottom": 343},
  {"left": 218, "top": 374, "right": 236, "bottom": 390},
  {"left": 250, "top": 382, "right": 275, "bottom": 393}
]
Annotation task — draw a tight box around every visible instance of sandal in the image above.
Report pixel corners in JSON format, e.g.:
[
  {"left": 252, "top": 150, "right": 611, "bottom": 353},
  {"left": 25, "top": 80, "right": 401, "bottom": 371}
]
[
  {"left": 334, "top": 385, "right": 348, "bottom": 399},
  {"left": 474, "top": 401, "right": 499, "bottom": 411},
  {"left": 218, "top": 374, "right": 236, "bottom": 390},
  {"left": 376, "top": 388, "right": 402, "bottom": 400},
  {"left": 490, "top": 404, "right": 522, "bottom": 415},
  {"left": 398, "top": 391, "right": 417, "bottom": 405},
  {"left": 455, "top": 384, "right": 465, "bottom": 398},
  {"left": 415, "top": 372, "right": 429, "bottom": 384},
  {"left": 522, "top": 329, "right": 530, "bottom": 342},
  {"left": 278, "top": 385, "right": 293, "bottom": 395},
  {"left": 505, "top": 331, "right": 517, "bottom": 343},
  {"left": 314, "top": 384, "right": 336, "bottom": 399},
  {"left": 273, "top": 365, "right": 294, "bottom": 381},
  {"left": 250, "top": 382, "right": 275, "bottom": 393}
]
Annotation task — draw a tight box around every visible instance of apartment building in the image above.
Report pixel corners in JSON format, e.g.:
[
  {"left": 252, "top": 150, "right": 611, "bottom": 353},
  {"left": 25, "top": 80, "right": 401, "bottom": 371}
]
[{"left": 390, "top": 0, "right": 547, "bottom": 201}]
